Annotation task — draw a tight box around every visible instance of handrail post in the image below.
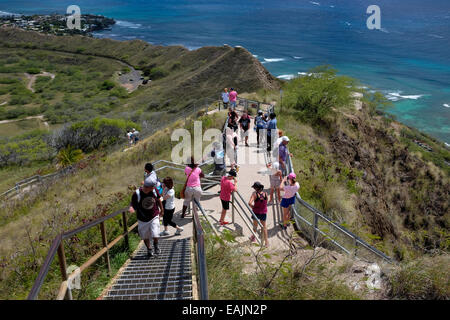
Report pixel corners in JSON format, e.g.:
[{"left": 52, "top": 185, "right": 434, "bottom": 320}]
[
  {"left": 57, "top": 241, "right": 72, "bottom": 300},
  {"left": 231, "top": 193, "right": 235, "bottom": 224},
  {"left": 100, "top": 222, "right": 111, "bottom": 275},
  {"left": 122, "top": 212, "right": 129, "bottom": 249},
  {"left": 313, "top": 213, "right": 319, "bottom": 247}
]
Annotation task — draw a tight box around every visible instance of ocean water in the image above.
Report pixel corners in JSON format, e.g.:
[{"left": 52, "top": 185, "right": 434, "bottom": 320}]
[{"left": 1, "top": 0, "right": 449, "bottom": 143}]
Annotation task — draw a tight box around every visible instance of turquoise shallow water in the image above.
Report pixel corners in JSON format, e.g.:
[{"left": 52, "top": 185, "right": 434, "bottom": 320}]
[{"left": 1, "top": 0, "right": 449, "bottom": 143}]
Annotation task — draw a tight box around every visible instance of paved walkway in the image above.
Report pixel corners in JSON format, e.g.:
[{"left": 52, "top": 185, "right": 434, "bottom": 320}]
[{"left": 199, "top": 110, "right": 296, "bottom": 252}]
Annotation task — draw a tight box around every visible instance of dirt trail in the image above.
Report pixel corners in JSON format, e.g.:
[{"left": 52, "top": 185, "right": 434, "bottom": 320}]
[
  {"left": 0, "top": 115, "right": 49, "bottom": 127},
  {"left": 25, "top": 72, "right": 55, "bottom": 93}
]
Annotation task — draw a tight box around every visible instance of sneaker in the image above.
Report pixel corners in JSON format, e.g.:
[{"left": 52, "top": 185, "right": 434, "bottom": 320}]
[
  {"left": 147, "top": 249, "right": 154, "bottom": 258},
  {"left": 154, "top": 247, "right": 161, "bottom": 255},
  {"left": 160, "top": 230, "right": 170, "bottom": 236},
  {"left": 175, "top": 227, "right": 184, "bottom": 235}
]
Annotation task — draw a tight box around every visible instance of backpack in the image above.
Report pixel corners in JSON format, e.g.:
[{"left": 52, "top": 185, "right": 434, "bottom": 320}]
[{"left": 256, "top": 116, "right": 265, "bottom": 129}]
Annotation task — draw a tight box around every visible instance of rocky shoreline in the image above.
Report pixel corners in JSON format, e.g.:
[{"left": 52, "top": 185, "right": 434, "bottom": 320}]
[{"left": 0, "top": 13, "right": 115, "bottom": 36}]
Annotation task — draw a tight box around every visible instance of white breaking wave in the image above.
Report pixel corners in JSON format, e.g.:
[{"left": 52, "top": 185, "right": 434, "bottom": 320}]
[
  {"left": 310, "top": 1, "right": 320, "bottom": 6},
  {"left": 253, "top": 54, "right": 258, "bottom": 58},
  {"left": 443, "top": 103, "right": 450, "bottom": 108},
  {"left": 277, "top": 74, "right": 295, "bottom": 80},
  {"left": 116, "top": 20, "right": 142, "bottom": 29},
  {"left": 298, "top": 72, "right": 313, "bottom": 76},
  {"left": 386, "top": 91, "right": 426, "bottom": 102},
  {"left": 429, "top": 34, "right": 444, "bottom": 39},
  {"left": 293, "top": 56, "right": 303, "bottom": 59},
  {"left": 0, "top": 11, "right": 20, "bottom": 16},
  {"left": 263, "top": 58, "right": 286, "bottom": 63}
]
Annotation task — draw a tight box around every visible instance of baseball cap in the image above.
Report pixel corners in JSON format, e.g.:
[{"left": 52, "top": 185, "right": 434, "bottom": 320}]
[
  {"left": 227, "top": 169, "right": 237, "bottom": 177},
  {"left": 288, "top": 173, "right": 296, "bottom": 180},
  {"left": 281, "top": 136, "right": 290, "bottom": 142},
  {"left": 251, "top": 181, "right": 264, "bottom": 190},
  {"left": 144, "top": 178, "right": 157, "bottom": 187}
]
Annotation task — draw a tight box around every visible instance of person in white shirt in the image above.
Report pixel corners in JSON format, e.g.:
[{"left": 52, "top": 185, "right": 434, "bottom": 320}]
[
  {"left": 221, "top": 88, "right": 229, "bottom": 109},
  {"left": 160, "top": 177, "right": 184, "bottom": 236}
]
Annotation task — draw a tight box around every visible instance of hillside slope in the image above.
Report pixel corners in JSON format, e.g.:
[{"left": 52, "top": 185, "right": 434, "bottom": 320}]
[{"left": 0, "top": 28, "right": 280, "bottom": 109}]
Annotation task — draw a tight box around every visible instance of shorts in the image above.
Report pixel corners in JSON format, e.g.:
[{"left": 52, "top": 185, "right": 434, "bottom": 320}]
[
  {"left": 223, "top": 101, "right": 229, "bottom": 108},
  {"left": 270, "top": 175, "right": 281, "bottom": 188},
  {"left": 138, "top": 216, "right": 160, "bottom": 240},
  {"left": 280, "top": 196, "right": 296, "bottom": 208},
  {"left": 230, "top": 101, "right": 237, "bottom": 108},
  {"left": 183, "top": 186, "right": 202, "bottom": 206},
  {"left": 221, "top": 199, "right": 230, "bottom": 210},
  {"left": 251, "top": 213, "right": 267, "bottom": 221}
]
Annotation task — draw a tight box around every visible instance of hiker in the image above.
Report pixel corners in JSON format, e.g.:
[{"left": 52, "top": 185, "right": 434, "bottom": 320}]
[
  {"left": 129, "top": 179, "right": 163, "bottom": 257},
  {"left": 239, "top": 110, "right": 251, "bottom": 147},
  {"left": 132, "top": 128, "right": 140, "bottom": 144},
  {"left": 127, "top": 129, "right": 133, "bottom": 146},
  {"left": 143, "top": 163, "right": 162, "bottom": 197},
  {"left": 219, "top": 169, "right": 237, "bottom": 225},
  {"left": 267, "top": 161, "right": 282, "bottom": 204},
  {"left": 225, "top": 126, "right": 238, "bottom": 169},
  {"left": 182, "top": 157, "right": 204, "bottom": 218},
  {"left": 279, "top": 173, "right": 300, "bottom": 230},
  {"left": 160, "top": 177, "right": 184, "bottom": 236},
  {"left": 221, "top": 88, "right": 229, "bottom": 109},
  {"left": 229, "top": 87, "right": 238, "bottom": 109},
  {"left": 228, "top": 107, "right": 238, "bottom": 131},
  {"left": 278, "top": 136, "right": 293, "bottom": 176},
  {"left": 266, "top": 112, "right": 277, "bottom": 153},
  {"left": 254, "top": 110, "right": 266, "bottom": 147},
  {"left": 211, "top": 141, "right": 226, "bottom": 176},
  {"left": 248, "top": 181, "right": 269, "bottom": 247}
]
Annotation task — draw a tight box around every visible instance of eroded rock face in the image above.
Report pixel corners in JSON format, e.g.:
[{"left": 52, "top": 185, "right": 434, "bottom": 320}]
[{"left": 329, "top": 112, "right": 449, "bottom": 255}]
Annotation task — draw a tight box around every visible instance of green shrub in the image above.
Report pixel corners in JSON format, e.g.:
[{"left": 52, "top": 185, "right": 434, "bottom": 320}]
[
  {"left": 283, "top": 65, "right": 355, "bottom": 124},
  {"left": 56, "top": 145, "right": 84, "bottom": 167},
  {"left": 149, "top": 67, "right": 168, "bottom": 80},
  {"left": 100, "top": 80, "right": 115, "bottom": 90}
]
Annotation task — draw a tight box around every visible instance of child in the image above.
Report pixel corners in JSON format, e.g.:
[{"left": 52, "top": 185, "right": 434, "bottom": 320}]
[
  {"left": 160, "top": 177, "right": 184, "bottom": 236},
  {"left": 248, "top": 181, "right": 269, "bottom": 247},
  {"left": 267, "top": 162, "right": 282, "bottom": 204},
  {"left": 279, "top": 173, "right": 300, "bottom": 230}
]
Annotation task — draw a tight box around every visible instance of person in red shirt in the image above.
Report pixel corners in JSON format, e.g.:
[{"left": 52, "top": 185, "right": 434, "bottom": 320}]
[{"left": 219, "top": 169, "right": 237, "bottom": 225}]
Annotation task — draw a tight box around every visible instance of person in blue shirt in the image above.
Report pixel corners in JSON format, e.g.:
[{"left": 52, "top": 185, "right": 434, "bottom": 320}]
[
  {"left": 254, "top": 110, "right": 267, "bottom": 148},
  {"left": 266, "top": 112, "right": 277, "bottom": 153}
]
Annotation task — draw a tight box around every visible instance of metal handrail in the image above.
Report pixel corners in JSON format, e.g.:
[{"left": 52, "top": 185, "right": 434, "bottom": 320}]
[
  {"left": 285, "top": 151, "right": 392, "bottom": 263},
  {"left": 193, "top": 199, "right": 210, "bottom": 300}
]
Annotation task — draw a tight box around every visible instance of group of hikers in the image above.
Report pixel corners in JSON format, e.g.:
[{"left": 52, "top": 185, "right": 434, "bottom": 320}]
[
  {"left": 126, "top": 128, "right": 140, "bottom": 146},
  {"left": 129, "top": 92, "right": 298, "bottom": 256}
]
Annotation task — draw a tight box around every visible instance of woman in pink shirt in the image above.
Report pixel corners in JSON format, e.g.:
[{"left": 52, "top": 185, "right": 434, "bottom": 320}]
[
  {"left": 182, "top": 157, "right": 204, "bottom": 218},
  {"left": 219, "top": 169, "right": 237, "bottom": 225},
  {"left": 229, "top": 88, "right": 237, "bottom": 109},
  {"left": 279, "top": 173, "right": 300, "bottom": 230}
]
